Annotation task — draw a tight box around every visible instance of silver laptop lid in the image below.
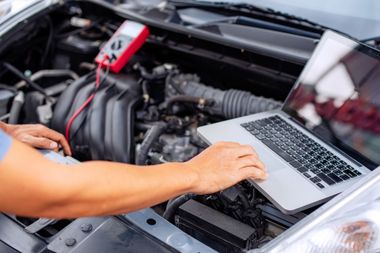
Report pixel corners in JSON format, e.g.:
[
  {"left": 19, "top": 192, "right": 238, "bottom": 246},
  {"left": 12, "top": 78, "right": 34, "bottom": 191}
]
[{"left": 281, "top": 30, "right": 380, "bottom": 171}]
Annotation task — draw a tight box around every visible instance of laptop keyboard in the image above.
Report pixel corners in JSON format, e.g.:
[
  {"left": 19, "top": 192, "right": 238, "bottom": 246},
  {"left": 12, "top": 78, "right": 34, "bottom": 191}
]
[{"left": 241, "top": 115, "right": 362, "bottom": 189}]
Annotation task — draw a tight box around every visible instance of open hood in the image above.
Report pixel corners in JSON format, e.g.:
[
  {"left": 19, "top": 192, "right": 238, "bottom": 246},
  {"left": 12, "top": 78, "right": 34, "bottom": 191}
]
[{"left": 0, "top": 0, "right": 59, "bottom": 37}]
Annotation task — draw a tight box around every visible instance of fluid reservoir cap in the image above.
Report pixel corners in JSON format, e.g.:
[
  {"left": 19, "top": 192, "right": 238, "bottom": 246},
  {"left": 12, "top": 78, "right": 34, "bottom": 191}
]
[{"left": 167, "top": 232, "right": 193, "bottom": 252}]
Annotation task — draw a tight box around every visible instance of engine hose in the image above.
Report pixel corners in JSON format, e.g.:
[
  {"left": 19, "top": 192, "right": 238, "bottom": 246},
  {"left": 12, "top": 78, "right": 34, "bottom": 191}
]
[
  {"left": 2, "top": 62, "right": 50, "bottom": 100},
  {"left": 8, "top": 91, "right": 24, "bottom": 124},
  {"left": 15, "top": 69, "right": 79, "bottom": 89},
  {"left": 135, "top": 65, "right": 156, "bottom": 80},
  {"left": 222, "top": 89, "right": 281, "bottom": 119},
  {"left": 134, "top": 64, "right": 168, "bottom": 81},
  {"left": 167, "top": 74, "right": 282, "bottom": 119},
  {"left": 237, "top": 191, "right": 251, "bottom": 210},
  {"left": 166, "top": 95, "right": 214, "bottom": 114},
  {"left": 136, "top": 122, "right": 167, "bottom": 165},
  {"left": 163, "top": 193, "right": 196, "bottom": 221}
]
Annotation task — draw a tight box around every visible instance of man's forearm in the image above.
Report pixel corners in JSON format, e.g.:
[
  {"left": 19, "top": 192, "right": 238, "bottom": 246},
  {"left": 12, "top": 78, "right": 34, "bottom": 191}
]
[
  {"left": 49, "top": 161, "right": 197, "bottom": 217},
  {"left": 0, "top": 140, "right": 198, "bottom": 218}
]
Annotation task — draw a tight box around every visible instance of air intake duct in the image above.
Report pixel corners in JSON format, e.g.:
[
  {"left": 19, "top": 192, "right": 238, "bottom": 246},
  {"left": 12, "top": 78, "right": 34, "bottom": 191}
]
[{"left": 166, "top": 73, "right": 281, "bottom": 119}]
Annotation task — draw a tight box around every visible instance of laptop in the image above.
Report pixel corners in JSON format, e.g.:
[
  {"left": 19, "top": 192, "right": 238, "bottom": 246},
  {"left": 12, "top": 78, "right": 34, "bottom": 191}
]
[{"left": 198, "top": 30, "right": 380, "bottom": 214}]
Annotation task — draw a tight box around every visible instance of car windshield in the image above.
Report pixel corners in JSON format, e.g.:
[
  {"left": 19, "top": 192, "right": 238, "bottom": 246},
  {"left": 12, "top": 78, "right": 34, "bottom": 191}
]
[{"left": 192, "top": 0, "right": 380, "bottom": 40}]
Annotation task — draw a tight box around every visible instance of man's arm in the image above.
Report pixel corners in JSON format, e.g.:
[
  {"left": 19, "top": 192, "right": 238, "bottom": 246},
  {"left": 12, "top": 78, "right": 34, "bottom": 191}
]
[{"left": 0, "top": 139, "right": 266, "bottom": 219}]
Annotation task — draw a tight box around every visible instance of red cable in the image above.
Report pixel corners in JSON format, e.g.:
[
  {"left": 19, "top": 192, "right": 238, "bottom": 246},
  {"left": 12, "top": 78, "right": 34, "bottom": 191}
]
[{"left": 65, "top": 55, "right": 108, "bottom": 142}]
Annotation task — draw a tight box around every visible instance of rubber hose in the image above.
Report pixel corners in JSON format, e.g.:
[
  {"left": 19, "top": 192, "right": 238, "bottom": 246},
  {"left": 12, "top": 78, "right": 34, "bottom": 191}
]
[
  {"left": 163, "top": 193, "right": 196, "bottom": 221},
  {"left": 15, "top": 69, "right": 79, "bottom": 89},
  {"left": 136, "top": 122, "right": 167, "bottom": 165},
  {"left": 167, "top": 75, "right": 282, "bottom": 119},
  {"left": 8, "top": 92, "right": 24, "bottom": 124},
  {"left": 166, "top": 95, "right": 213, "bottom": 114},
  {"left": 222, "top": 89, "right": 281, "bottom": 119}
]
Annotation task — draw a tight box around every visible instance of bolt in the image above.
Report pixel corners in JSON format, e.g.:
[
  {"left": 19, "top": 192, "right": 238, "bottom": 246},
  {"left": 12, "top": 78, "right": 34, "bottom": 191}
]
[
  {"left": 65, "top": 238, "right": 76, "bottom": 247},
  {"left": 80, "top": 224, "right": 93, "bottom": 233},
  {"left": 24, "top": 70, "right": 32, "bottom": 77}
]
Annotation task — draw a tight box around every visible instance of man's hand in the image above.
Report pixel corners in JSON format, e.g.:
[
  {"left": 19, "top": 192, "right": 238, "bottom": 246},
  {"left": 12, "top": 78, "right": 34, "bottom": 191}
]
[
  {"left": 1, "top": 123, "right": 71, "bottom": 155},
  {"left": 185, "top": 142, "right": 267, "bottom": 195}
]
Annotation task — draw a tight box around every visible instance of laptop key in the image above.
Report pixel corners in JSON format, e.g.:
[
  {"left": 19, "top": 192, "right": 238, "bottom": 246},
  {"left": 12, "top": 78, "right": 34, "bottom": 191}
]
[
  {"left": 256, "top": 134, "right": 266, "bottom": 140},
  {"left": 257, "top": 121, "right": 266, "bottom": 127},
  {"left": 252, "top": 123, "right": 263, "bottom": 130},
  {"left": 290, "top": 154, "right": 298, "bottom": 159},
  {"left": 320, "top": 159, "right": 329, "bottom": 165},
  {"left": 262, "top": 139, "right": 293, "bottom": 162},
  {"left": 310, "top": 177, "right": 321, "bottom": 183},
  {"left": 337, "top": 164, "right": 345, "bottom": 170},
  {"left": 244, "top": 125, "right": 255, "bottom": 131},
  {"left": 290, "top": 160, "right": 303, "bottom": 168},
  {"left": 333, "top": 170, "right": 344, "bottom": 175},
  {"left": 316, "top": 183, "right": 325, "bottom": 189},
  {"left": 276, "top": 149, "right": 295, "bottom": 163},
  {"left": 303, "top": 173, "right": 311, "bottom": 178},
  {"left": 297, "top": 167, "right": 308, "bottom": 173},
  {"left": 321, "top": 168, "right": 330, "bottom": 174},
  {"left": 344, "top": 170, "right": 357, "bottom": 178},
  {"left": 317, "top": 173, "right": 335, "bottom": 185},
  {"left": 285, "top": 149, "right": 294, "bottom": 155},
  {"left": 249, "top": 129, "right": 260, "bottom": 135},
  {"left": 309, "top": 159, "right": 318, "bottom": 164},
  {"left": 340, "top": 174, "right": 350, "bottom": 181},
  {"left": 310, "top": 168, "right": 320, "bottom": 174},
  {"left": 327, "top": 173, "right": 343, "bottom": 183}
]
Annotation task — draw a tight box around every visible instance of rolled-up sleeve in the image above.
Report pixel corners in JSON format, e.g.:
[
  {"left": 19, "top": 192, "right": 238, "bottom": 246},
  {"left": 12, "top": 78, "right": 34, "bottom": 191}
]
[{"left": 0, "top": 130, "right": 12, "bottom": 161}]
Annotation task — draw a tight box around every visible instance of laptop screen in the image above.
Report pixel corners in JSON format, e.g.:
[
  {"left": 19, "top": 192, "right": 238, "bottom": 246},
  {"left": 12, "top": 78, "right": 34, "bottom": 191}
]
[{"left": 283, "top": 31, "right": 380, "bottom": 170}]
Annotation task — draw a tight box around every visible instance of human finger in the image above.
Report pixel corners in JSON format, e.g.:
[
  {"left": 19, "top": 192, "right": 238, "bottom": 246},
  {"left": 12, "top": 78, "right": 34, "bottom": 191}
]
[
  {"left": 237, "top": 155, "right": 265, "bottom": 170},
  {"left": 21, "top": 136, "right": 59, "bottom": 150},
  {"left": 231, "top": 145, "right": 257, "bottom": 158},
  {"left": 239, "top": 166, "right": 268, "bottom": 180},
  {"left": 32, "top": 126, "right": 71, "bottom": 155}
]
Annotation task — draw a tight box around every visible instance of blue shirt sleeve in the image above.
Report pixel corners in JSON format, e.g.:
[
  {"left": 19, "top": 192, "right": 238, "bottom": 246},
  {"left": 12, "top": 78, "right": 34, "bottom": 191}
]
[{"left": 0, "top": 129, "right": 12, "bottom": 161}]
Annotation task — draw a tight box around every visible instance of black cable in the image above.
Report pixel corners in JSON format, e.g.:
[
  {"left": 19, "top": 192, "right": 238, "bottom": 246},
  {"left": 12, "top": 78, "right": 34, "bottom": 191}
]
[
  {"left": 41, "top": 17, "right": 54, "bottom": 67},
  {"left": 136, "top": 122, "right": 167, "bottom": 165},
  {"left": 2, "top": 62, "right": 51, "bottom": 100},
  {"left": 163, "top": 194, "right": 196, "bottom": 222}
]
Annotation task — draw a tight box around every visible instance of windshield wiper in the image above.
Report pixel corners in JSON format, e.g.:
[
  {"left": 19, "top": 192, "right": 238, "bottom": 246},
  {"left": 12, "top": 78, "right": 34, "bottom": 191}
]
[{"left": 167, "top": 0, "right": 328, "bottom": 32}]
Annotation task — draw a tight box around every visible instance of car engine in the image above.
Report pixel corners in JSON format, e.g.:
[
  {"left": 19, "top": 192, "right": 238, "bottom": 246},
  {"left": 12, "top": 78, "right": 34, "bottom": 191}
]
[{"left": 0, "top": 1, "right": 314, "bottom": 252}]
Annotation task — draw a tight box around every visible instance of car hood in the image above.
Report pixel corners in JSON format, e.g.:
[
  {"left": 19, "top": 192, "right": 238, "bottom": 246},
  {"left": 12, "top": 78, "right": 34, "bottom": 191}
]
[{"left": 0, "top": 0, "right": 59, "bottom": 37}]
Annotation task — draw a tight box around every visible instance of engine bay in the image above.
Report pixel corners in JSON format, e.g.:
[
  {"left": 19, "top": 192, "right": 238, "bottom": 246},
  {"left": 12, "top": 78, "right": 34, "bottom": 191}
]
[{"left": 0, "top": 1, "right": 318, "bottom": 252}]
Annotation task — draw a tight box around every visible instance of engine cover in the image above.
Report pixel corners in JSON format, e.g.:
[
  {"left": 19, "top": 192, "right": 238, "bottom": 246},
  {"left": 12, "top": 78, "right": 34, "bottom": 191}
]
[{"left": 51, "top": 72, "right": 141, "bottom": 163}]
